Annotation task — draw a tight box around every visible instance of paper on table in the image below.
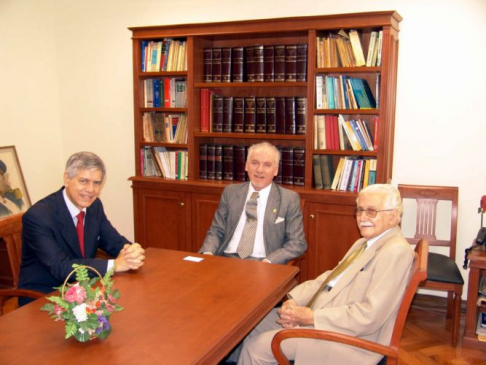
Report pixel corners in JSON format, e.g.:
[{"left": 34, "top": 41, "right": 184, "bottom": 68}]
[{"left": 184, "top": 256, "right": 204, "bottom": 262}]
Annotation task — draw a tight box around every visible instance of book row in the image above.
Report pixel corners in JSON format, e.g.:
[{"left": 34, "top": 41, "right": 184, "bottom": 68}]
[
  {"left": 316, "top": 75, "right": 378, "bottom": 110},
  {"left": 143, "top": 78, "right": 187, "bottom": 108},
  {"left": 316, "top": 29, "right": 383, "bottom": 68},
  {"left": 200, "top": 144, "right": 305, "bottom": 186},
  {"left": 142, "top": 112, "right": 188, "bottom": 144},
  {"left": 141, "top": 146, "right": 188, "bottom": 180},
  {"left": 314, "top": 115, "right": 377, "bottom": 152},
  {"left": 203, "top": 44, "right": 308, "bottom": 83},
  {"left": 141, "top": 39, "right": 187, "bottom": 72},
  {"left": 201, "top": 90, "right": 306, "bottom": 135},
  {"left": 313, "top": 155, "right": 376, "bottom": 192}
]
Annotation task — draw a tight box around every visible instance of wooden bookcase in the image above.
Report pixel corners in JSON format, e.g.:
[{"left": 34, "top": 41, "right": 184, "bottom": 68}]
[{"left": 129, "top": 11, "right": 401, "bottom": 282}]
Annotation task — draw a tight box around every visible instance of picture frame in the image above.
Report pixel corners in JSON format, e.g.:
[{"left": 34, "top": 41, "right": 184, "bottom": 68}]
[{"left": 0, "top": 145, "right": 31, "bottom": 218}]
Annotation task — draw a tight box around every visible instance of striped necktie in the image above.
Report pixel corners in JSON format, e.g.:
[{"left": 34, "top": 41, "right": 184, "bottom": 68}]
[{"left": 237, "top": 192, "right": 259, "bottom": 259}]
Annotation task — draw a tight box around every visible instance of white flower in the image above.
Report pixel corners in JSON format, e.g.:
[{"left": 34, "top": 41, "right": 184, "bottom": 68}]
[{"left": 73, "top": 303, "right": 88, "bottom": 322}]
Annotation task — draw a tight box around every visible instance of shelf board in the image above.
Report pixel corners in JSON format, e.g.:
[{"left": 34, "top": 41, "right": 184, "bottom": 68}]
[
  {"left": 139, "top": 71, "right": 187, "bottom": 78},
  {"left": 140, "top": 142, "right": 188, "bottom": 148},
  {"left": 314, "top": 109, "right": 379, "bottom": 115},
  {"left": 194, "top": 81, "right": 307, "bottom": 88},
  {"left": 193, "top": 132, "right": 306, "bottom": 140},
  {"left": 140, "top": 107, "right": 187, "bottom": 112},
  {"left": 313, "top": 149, "right": 377, "bottom": 157},
  {"left": 316, "top": 67, "right": 381, "bottom": 73}
]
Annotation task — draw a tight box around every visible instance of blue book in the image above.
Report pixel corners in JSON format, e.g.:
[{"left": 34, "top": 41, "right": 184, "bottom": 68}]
[
  {"left": 153, "top": 79, "right": 161, "bottom": 107},
  {"left": 326, "top": 76, "right": 335, "bottom": 109},
  {"left": 349, "top": 78, "right": 369, "bottom": 109},
  {"left": 358, "top": 78, "right": 377, "bottom": 108},
  {"left": 349, "top": 119, "right": 367, "bottom": 150},
  {"left": 341, "top": 75, "right": 350, "bottom": 109},
  {"left": 141, "top": 41, "right": 147, "bottom": 72}
]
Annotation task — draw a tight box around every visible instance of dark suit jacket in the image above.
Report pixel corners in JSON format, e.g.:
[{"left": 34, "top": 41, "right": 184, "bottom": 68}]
[
  {"left": 18, "top": 187, "right": 129, "bottom": 297},
  {"left": 198, "top": 182, "right": 307, "bottom": 264}
]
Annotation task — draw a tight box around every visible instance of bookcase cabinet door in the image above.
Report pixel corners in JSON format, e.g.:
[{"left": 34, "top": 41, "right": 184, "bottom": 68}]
[
  {"left": 191, "top": 193, "right": 222, "bottom": 253},
  {"left": 133, "top": 187, "right": 191, "bottom": 251},
  {"left": 304, "top": 201, "right": 360, "bottom": 280}
]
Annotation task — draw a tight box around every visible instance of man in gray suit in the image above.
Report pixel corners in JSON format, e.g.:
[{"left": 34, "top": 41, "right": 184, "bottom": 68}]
[{"left": 199, "top": 142, "right": 306, "bottom": 264}]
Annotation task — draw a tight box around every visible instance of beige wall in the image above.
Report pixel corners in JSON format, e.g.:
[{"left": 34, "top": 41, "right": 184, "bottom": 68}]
[{"left": 1, "top": 0, "right": 485, "bottom": 297}]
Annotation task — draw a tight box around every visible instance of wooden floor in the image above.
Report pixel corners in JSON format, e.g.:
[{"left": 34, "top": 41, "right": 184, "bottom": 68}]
[{"left": 401, "top": 295, "right": 486, "bottom": 364}]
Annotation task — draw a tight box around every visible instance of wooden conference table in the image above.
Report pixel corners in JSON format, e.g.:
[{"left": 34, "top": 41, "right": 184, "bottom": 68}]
[{"left": 0, "top": 248, "right": 299, "bottom": 364}]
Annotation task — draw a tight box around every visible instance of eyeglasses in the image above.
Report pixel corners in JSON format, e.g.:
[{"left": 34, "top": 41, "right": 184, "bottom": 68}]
[{"left": 355, "top": 207, "right": 394, "bottom": 218}]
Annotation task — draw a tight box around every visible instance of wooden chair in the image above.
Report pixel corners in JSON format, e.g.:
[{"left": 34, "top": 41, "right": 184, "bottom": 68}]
[
  {"left": 0, "top": 213, "right": 44, "bottom": 315},
  {"left": 398, "top": 184, "right": 463, "bottom": 346},
  {"left": 271, "top": 239, "right": 428, "bottom": 365}
]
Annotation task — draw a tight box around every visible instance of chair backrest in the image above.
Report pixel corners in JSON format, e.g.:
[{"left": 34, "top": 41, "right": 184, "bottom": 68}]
[
  {"left": 387, "top": 239, "right": 428, "bottom": 351},
  {"left": 0, "top": 213, "right": 24, "bottom": 287},
  {"left": 398, "top": 184, "right": 458, "bottom": 260}
]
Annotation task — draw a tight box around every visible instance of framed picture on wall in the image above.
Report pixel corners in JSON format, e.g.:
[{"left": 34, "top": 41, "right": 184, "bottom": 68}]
[{"left": 0, "top": 145, "right": 31, "bottom": 219}]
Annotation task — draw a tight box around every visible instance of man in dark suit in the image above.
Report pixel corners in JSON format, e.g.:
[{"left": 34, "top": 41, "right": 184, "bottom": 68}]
[
  {"left": 18, "top": 152, "right": 145, "bottom": 304},
  {"left": 199, "top": 142, "right": 306, "bottom": 264}
]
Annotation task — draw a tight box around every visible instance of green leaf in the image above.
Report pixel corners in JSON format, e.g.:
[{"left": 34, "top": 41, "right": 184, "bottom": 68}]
[
  {"left": 65, "top": 321, "right": 77, "bottom": 339},
  {"left": 40, "top": 303, "right": 55, "bottom": 312},
  {"left": 112, "top": 289, "right": 120, "bottom": 300}
]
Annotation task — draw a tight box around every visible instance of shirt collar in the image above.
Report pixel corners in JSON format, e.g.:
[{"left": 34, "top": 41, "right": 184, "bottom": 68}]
[
  {"left": 248, "top": 183, "right": 272, "bottom": 201},
  {"left": 366, "top": 228, "right": 393, "bottom": 248},
  {"left": 62, "top": 188, "right": 86, "bottom": 219}
]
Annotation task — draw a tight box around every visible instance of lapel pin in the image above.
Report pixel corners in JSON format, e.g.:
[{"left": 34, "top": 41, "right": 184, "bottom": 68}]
[{"left": 273, "top": 208, "right": 277, "bottom": 213}]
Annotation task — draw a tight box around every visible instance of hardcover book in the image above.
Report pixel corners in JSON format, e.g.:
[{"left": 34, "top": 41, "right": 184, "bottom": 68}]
[
  {"left": 212, "top": 48, "right": 222, "bottom": 82},
  {"left": 281, "top": 146, "right": 294, "bottom": 185},
  {"left": 264, "top": 45, "right": 275, "bottom": 82},
  {"left": 222, "top": 97, "right": 234, "bottom": 133},
  {"left": 214, "top": 144, "right": 223, "bottom": 180},
  {"left": 296, "top": 44, "right": 308, "bottom": 82},
  {"left": 199, "top": 144, "right": 208, "bottom": 179},
  {"left": 223, "top": 145, "right": 235, "bottom": 180},
  {"left": 235, "top": 145, "right": 247, "bottom": 181},
  {"left": 274, "top": 45, "right": 286, "bottom": 82},
  {"left": 266, "top": 97, "right": 276, "bottom": 133},
  {"left": 244, "top": 96, "right": 256, "bottom": 133},
  {"left": 285, "top": 96, "right": 296, "bottom": 135},
  {"left": 207, "top": 144, "right": 216, "bottom": 180},
  {"left": 245, "top": 46, "right": 255, "bottom": 82},
  {"left": 320, "top": 154, "right": 334, "bottom": 189},
  {"left": 204, "top": 48, "right": 213, "bottom": 82},
  {"left": 313, "top": 155, "right": 323, "bottom": 189},
  {"left": 233, "top": 97, "right": 245, "bottom": 133},
  {"left": 285, "top": 45, "right": 297, "bottom": 82},
  {"left": 274, "top": 145, "right": 283, "bottom": 184},
  {"left": 253, "top": 45, "right": 264, "bottom": 82},
  {"left": 275, "top": 97, "right": 286, "bottom": 134},
  {"left": 256, "top": 97, "right": 267, "bottom": 133},
  {"left": 296, "top": 97, "right": 306, "bottom": 135},
  {"left": 293, "top": 147, "right": 305, "bottom": 186},
  {"left": 200, "top": 89, "right": 210, "bottom": 132},
  {"left": 232, "top": 47, "right": 245, "bottom": 82},
  {"left": 212, "top": 95, "right": 223, "bottom": 132},
  {"left": 221, "top": 47, "right": 232, "bottom": 82}
]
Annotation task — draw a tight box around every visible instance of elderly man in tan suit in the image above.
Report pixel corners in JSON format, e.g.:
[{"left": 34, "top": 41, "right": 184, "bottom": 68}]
[{"left": 238, "top": 183, "right": 414, "bottom": 365}]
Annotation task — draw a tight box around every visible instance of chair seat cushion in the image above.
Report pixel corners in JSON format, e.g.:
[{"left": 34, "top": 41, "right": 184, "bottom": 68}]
[{"left": 427, "top": 253, "right": 464, "bottom": 284}]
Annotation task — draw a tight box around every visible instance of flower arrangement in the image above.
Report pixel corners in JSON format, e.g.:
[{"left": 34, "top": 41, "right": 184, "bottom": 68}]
[{"left": 41, "top": 264, "right": 123, "bottom": 342}]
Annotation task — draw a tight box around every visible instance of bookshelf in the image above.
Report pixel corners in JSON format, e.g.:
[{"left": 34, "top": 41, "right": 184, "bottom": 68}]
[{"left": 129, "top": 11, "right": 401, "bottom": 281}]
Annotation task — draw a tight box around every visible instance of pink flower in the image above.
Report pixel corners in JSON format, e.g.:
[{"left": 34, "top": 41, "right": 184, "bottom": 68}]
[
  {"left": 53, "top": 305, "right": 64, "bottom": 321},
  {"left": 64, "top": 284, "right": 86, "bottom": 304}
]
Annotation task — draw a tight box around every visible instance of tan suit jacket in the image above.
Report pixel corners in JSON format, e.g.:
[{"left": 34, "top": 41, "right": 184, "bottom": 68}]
[{"left": 287, "top": 226, "right": 413, "bottom": 364}]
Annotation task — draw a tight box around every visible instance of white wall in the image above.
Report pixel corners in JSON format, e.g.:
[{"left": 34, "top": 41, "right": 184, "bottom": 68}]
[{"left": 1, "top": 0, "right": 485, "bottom": 297}]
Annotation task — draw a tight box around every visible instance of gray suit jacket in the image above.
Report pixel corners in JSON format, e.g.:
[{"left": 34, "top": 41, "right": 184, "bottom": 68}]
[{"left": 198, "top": 182, "right": 306, "bottom": 264}]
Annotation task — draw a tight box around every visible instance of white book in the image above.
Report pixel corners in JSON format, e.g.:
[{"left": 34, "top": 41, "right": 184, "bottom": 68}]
[
  {"left": 317, "top": 115, "right": 326, "bottom": 149},
  {"left": 376, "top": 30, "right": 383, "bottom": 66},
  {"left": 366, "top": 31, "right": 377, "bottom": 67},
  {"left": 339, "top": 157, "right": 355, "bottom": 191},
  {"left": 316, "top": 75, "right": 323, "bottom": 109}
]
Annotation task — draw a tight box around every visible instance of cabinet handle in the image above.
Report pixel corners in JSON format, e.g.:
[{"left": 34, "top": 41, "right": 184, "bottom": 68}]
[
  {"left": 180, "top": 202, "right": 185, "bottom": 207},
  {"left": 310, "top": 214, "right": 315, "bottom": 220}
]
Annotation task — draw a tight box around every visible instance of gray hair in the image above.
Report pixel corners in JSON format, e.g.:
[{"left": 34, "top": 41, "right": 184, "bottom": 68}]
[
  {"left": 65, "top": 152, "right": 106, "bottom": 179},
  {"left": 358, "top": 184, "right": 403, "bottom": 219},
  {"left": 247, "top": 142, "right": 281, "bottom": 166}
]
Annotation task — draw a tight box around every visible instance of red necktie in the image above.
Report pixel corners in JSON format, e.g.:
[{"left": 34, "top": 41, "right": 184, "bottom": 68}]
[{"left": 76, "top": 211, "right": 85, "bottom": 257}]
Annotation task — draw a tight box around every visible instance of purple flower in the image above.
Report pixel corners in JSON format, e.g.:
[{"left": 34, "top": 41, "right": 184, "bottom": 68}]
[{"left": 96, "top": 316, "right": 111, "bottom": 334}]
